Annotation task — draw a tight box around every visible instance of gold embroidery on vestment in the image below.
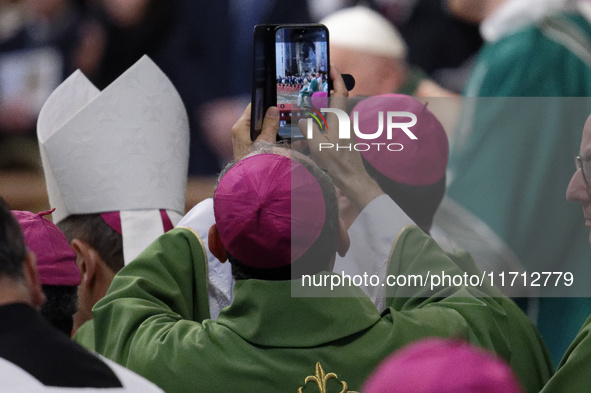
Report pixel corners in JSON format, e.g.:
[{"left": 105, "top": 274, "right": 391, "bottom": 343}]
[{"left": 297, "top": 362, "right": 358, "bottom": 393}]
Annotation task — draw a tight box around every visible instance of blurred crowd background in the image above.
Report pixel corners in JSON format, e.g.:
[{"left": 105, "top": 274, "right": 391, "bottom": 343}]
[{"left": 0, "top": 0, "right": 482, "bottom": 212}]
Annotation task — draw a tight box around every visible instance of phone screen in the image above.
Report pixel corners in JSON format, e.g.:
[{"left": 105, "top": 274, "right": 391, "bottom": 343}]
[{"left": 275, "top": 25, "right": 329, "bottom": 139}]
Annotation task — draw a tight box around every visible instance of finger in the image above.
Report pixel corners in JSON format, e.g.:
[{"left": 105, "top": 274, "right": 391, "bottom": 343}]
[
  {"left": 231, "top": 103, "right": 252, "bottom": 140},
  {"left": 329, "top": 65, "right": 348, "bottom": 99},
  {"left": 299, "top": 117, "right": 326, "bottom": 159},
  {"left": 325, "top": 65, "right": 349, "bottom": 134},
  {"left": 257, "top": 106, "right": 279, "bottom": 143},
  {"left": 231, "top": 103, "right": 253, "bottom": 161},
  {"left": 298, "top": 117, "right": 322, "bottom": 143}
]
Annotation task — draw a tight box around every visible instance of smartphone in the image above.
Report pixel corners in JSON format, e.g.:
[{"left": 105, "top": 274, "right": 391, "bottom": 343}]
[
  {"left": 251, "top": 24, "right": 277, "bottom": 141},
  {"left": 251, "top": 24, "right": 330, "bottom": 141}
]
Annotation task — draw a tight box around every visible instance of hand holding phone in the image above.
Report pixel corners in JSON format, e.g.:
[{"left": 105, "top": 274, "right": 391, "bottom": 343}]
[
  {"left": 302, "top": 65, "right": 382, "bottom": 212},
  {"left": 233, "top": 104, "right": 279, "bottom": 161}
]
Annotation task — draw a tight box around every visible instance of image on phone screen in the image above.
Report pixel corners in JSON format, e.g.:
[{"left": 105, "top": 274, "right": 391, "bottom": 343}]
[{"left": 275, "top": 25, "right": 329, "bottom": 139}]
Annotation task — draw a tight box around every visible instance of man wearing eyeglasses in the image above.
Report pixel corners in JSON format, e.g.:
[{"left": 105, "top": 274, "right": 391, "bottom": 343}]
[
  {"left": 567, "top": 118, "right": 591, "bottom": 244},
  {"left": 540, "top": 115, "right": 591, "bottom": 393}
]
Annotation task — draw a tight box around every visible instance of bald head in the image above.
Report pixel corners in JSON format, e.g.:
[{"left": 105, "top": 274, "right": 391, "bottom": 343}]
[
  {"left": 321, "top": 6, "right": 409, "bottom": 96},
  {"left": 446, "top": 0, "right": 507, "bottom": 23}
]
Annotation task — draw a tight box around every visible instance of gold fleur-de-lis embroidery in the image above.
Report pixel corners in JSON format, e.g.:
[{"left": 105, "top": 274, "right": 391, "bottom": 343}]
[{"left": 297, "top": 362, "right": 358, "bottom": 393}]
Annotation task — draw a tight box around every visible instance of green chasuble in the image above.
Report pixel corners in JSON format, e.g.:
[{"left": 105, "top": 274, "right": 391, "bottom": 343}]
[
  {"left": 446, "top": 249, "right": 553, "bottom": 392},
  {"left": 541, "top": 314, "right": 591, "bottom": 392},
  {"left": 73, "top": 319, "right": 95, "bottom": 352},
  {"left": 447, "top": 11, "right": 591, "bottom": 363},
  {"left": 93, "top": 226, "right": 544, "bottom": 393}
]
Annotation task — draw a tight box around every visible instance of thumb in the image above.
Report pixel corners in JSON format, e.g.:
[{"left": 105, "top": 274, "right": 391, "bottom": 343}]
[{"left": 257, "top": 106, "right": 280, "bottom": 143}]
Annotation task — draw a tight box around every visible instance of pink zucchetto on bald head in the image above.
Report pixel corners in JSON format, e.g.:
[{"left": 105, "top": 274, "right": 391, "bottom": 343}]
[
  {"left": 353, "top": 94, "right": 448, "bottom": 186},
  {"left": 11, "top": 209, "right": 81, "bottom": 287},
  {"left": 362, "top": 338, "right": 524, "bottom": 393},
  {"left": 213, "top": 153, "right": 326, "bottom": 269}
]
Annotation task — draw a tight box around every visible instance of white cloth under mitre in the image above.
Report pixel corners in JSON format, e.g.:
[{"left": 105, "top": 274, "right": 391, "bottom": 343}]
[{"left": 37, "top": 55, "right": 189, "bottom": 263}]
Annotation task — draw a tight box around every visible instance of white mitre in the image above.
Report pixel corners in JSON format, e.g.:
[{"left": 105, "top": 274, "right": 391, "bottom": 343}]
[{"left": 37, "top": 55, "right": 189, "bottom": 264}]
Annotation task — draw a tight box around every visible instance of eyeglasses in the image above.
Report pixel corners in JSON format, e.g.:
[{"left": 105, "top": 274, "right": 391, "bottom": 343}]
[{"left": 575, "top": 155, "right": 591, "bottom": 188}]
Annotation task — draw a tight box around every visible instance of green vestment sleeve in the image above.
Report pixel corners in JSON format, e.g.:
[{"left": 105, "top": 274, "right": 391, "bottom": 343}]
[
  {"left": 73, "top": 319, "right": 96, "bottom": 352},
  {"left": 448, "top": 250, "right": 554, "bottom": 393},
  {"left": 93, "top": 227, "right": 210, "bottom": 368},
  {"left": 92, "top": 225, "right": 544, "bottom": 392},
  {"left": 382, "top": 227, "right": 553, "bottom": 393},
  {"left": 540, "top": 315, "right": 591, "bottom": 393}
]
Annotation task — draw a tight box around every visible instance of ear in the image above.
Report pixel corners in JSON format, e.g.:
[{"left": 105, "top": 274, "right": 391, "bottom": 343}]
[
  {"left": 22, "top": 251, "right": 46, "bottom": 309},
  {"left": 71, "top": 239, "right": 99, "bottom": 289},
  {"left": 336, "top": 219, "right": 350, "bottom": 258},
  {"left": 208, "top": 224, "right": 228, "bottom": 263}
]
